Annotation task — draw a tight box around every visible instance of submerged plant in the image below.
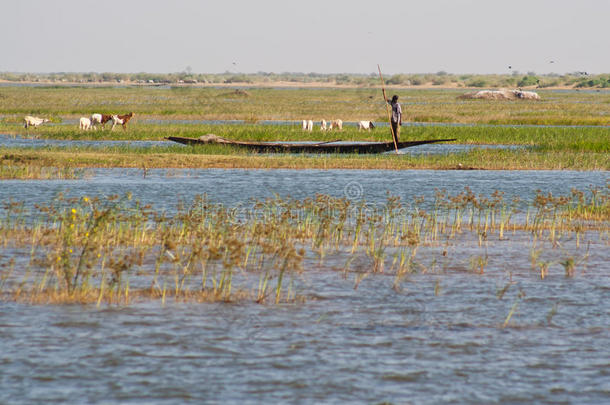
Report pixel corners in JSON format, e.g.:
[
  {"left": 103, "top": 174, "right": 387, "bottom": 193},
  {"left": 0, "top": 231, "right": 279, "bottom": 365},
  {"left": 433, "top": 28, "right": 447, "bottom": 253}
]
[{"left": 0, "top": 185, "right": 606, "bottom": 305}]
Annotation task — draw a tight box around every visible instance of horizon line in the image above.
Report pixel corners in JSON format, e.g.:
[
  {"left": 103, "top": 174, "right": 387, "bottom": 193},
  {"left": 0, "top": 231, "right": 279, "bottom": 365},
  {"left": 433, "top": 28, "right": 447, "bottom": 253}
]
[{"left": 1, "top": 71, "right": 606, "bottom": 76}]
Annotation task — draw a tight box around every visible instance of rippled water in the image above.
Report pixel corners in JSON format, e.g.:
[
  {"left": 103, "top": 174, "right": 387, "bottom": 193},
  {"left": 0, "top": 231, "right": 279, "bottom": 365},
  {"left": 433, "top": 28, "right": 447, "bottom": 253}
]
[
  {"left": 1, "top": 169, "right": 609, "bottom": 404},
  {"left": 0, "top": 134, "right": 171, "bottom": 149},
  {"left": 1, "top": 168, "right": 607, "bottom": 213},
  {"left": 2, "top": 273, "right": 609, "bottom": 404}
]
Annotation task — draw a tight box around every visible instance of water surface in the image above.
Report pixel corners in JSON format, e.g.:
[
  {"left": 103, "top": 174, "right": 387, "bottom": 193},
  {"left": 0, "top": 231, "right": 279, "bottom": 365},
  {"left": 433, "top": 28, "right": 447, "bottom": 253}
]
[
  {"left": 1, "top": 168, "right": 608, "bottom": 404},
  {"left": 1, "top": 168, "right": 607, "bottom": 213}
]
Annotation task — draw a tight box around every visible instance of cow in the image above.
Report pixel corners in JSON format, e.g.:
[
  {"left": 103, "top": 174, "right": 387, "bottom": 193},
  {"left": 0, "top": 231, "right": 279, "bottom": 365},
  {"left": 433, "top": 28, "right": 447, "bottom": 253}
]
[
  {"left": 23, "top": 116, "right": 50, "bottom": 129},
  {"left": 301, "top": 119, "right": 313, "bottom": 131},
  {"left": 79, "top": 117, "right": 92, "bottom": 130},
  {"left": 330, "top": 119, "right": 343, "bottom": 130},
  {"left": 320, "top": 119, "right": 327, "bottom": 131},
  {"left": 90, "top": 113, "right": 114, "bottom": 129},
  {"left": 110, "top": 112, "right": 135, "bottom": 131},
  {"left": 357, "top": 121, "right": 375, "bottom": 131}
]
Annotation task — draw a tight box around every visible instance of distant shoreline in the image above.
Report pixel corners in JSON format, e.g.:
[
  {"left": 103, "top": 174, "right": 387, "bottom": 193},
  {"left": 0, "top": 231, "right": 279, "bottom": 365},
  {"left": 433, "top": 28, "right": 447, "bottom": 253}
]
[{"left": 0, "top": 79, "right": 593, "bottom": 91}]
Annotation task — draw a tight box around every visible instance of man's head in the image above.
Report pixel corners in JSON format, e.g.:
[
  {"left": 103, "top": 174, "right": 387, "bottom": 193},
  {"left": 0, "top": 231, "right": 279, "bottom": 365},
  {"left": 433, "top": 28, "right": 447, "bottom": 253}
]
[{"left": 391, "top": 95, "right": 399, "bottom": 103}]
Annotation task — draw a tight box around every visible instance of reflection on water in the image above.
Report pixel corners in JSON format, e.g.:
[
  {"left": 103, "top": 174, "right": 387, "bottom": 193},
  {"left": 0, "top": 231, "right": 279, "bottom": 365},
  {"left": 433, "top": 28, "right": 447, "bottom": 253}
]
[{"left": 1, "top": 168, "right": 609, "bottom": 404}]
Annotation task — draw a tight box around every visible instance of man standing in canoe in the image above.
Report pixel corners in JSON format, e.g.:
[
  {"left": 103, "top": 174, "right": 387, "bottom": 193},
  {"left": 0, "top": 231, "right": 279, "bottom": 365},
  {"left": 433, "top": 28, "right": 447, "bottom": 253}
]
[{"left": 389, "top": 95, "right": 402, "bottom": 141}]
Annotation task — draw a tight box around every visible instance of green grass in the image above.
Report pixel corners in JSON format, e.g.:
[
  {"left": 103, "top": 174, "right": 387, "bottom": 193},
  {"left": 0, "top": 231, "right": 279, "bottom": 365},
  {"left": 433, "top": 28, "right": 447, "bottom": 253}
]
[
  {"left": 1, "top": 145, "right": 607, "bottom": 172},
  {"left": 0, "top": 86, "right": 609, "bottom": 125},
  {"left": 0, "top": 122, "right": 607, "bottom": 172},
  {"left": 1, "top": 122, "right": 608, "bottom": 149},
  {"left": 0, "top": 87, "right": 607, "bottom": 173},
  {"left": 0, "top": 164, "right": 89, "bottom": 179}
]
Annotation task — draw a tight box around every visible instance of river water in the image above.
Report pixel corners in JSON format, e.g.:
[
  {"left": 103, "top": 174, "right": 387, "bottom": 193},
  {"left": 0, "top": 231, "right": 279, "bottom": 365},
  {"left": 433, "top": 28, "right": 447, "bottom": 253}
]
[
  {"left": 1, "top": 168, "right": 609, "bottom": 404},
  {"left": 1, "top": 168, "right": 607, "bottom": 213}
]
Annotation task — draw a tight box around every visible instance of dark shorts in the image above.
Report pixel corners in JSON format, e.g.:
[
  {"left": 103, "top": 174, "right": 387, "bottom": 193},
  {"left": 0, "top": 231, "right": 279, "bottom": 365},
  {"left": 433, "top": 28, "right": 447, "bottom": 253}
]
[{"left": 391, "top": 121, "right": 401, "bottom": 140}]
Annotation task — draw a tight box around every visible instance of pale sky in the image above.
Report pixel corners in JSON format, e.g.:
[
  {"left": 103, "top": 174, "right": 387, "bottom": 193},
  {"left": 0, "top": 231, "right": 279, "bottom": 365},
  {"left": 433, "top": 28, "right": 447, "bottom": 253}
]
[{"left": 1, "top": 0, "right": 608, "bottom": 75}]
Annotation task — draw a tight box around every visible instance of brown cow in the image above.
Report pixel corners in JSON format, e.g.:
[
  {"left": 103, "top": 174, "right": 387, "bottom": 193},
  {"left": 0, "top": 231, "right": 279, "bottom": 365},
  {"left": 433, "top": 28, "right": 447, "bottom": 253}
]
[
  {"left": 110, "top": 112, "right": 135, "bottom": 131},
  {"left": 90, "top": 113, "right": 114, "bottom": 129}
]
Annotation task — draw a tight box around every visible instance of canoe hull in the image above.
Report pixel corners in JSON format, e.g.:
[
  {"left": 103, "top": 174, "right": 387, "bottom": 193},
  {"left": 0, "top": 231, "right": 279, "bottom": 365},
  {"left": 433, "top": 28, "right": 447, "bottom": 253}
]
[{"left": 166, "top": 136, "right": 456, "bottom": 154}]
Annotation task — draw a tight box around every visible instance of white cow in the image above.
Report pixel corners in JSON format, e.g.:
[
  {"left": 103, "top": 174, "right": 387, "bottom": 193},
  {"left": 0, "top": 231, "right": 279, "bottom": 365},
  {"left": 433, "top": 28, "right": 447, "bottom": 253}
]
[
  {"left": 357, "top": 121, "right": 375, "bottom": 131},
  {"left": 23, "top": 116, "right": 50, "bottom": 129},
  {"left": 110, "top": 115, "right": 124, "bottom": 131},
  {"left": 79, "top": 117, "right": 92, "bottom": 130},
  {"left": 302, "top": 119, "right": 313, "bottom": 131},
  {"left": 320, "top": 119, "right": 327, "bottom": 131},
  {"left": 90, "top": 113, "right": 102, "bottom": 129},
  {"left": 330, "top": 119, "right": 343, "bottom": 131}
]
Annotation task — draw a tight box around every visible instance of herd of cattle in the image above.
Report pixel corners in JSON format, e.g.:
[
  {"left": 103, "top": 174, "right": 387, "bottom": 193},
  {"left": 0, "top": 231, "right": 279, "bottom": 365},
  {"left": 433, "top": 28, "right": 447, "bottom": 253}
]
[
  {"left": 301, "top": 119, "right": 375, "bottom": 132},
  {"left": 23, "top": 112, "right": 135, "bottom": 131},
  {"left": 20, "top": 88, "right": 541, "bottom": 133},
  {"left": 23, "top": 113, "right": 374, "bottom": 133}
]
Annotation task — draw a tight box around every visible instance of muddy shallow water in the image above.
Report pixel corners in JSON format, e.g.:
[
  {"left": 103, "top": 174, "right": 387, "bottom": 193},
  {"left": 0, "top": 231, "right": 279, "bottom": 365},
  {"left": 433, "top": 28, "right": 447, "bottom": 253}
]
[{"left": 1, "top": 168, "right": 609, "bottom": 404}]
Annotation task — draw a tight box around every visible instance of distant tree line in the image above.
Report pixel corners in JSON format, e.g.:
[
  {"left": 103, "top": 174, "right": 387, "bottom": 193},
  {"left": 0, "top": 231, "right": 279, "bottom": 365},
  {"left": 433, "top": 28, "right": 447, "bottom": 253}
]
[{"left": 0, "top": 71, "right": 608, "bottom": 88}]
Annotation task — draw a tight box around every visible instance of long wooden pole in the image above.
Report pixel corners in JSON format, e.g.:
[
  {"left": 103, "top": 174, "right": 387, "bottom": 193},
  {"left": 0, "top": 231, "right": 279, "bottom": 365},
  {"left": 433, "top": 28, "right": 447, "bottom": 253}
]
[{"left": 378, "top": 64, "right": 399, "bottom": 153}]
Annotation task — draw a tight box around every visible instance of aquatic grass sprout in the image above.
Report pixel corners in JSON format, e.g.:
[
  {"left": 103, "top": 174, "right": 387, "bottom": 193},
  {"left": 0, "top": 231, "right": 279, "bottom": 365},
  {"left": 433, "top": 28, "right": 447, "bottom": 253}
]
[
  {"left": 0, "top": 163, "right": 89, "bottom": 180},
  {"left": 0, "top": 185, "right": 608, "bottom": 305}
]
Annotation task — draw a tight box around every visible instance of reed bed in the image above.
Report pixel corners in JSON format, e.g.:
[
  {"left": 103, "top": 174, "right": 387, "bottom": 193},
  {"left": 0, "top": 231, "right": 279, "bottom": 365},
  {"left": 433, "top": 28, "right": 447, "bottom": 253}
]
[
  {"left": 0, "top": 164, "right": 89, "bottom": 180},
  {"left": 0, "top": 122, "right": 607, "bottom": 173},
  {"left": 1, "top": 121, "right": 608, "bottom": 147},
  {"left": 1, "top": 185, "right": 607, "bottom": 305},
  {"left": 1, "top": 146, "right": 607, "bottom": 173},
  {"left": 1, "top": 85, "right": 607, "bottom": 174},
  {"left": 0, "top": 86, "right": 608, "bottom": 126}
]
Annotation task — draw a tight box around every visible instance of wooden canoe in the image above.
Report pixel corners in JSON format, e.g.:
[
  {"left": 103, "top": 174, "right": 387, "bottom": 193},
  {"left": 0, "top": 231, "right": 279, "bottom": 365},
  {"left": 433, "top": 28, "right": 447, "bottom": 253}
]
[{"left": 166, "top": 135, "right": 456, "bottom": 154}]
